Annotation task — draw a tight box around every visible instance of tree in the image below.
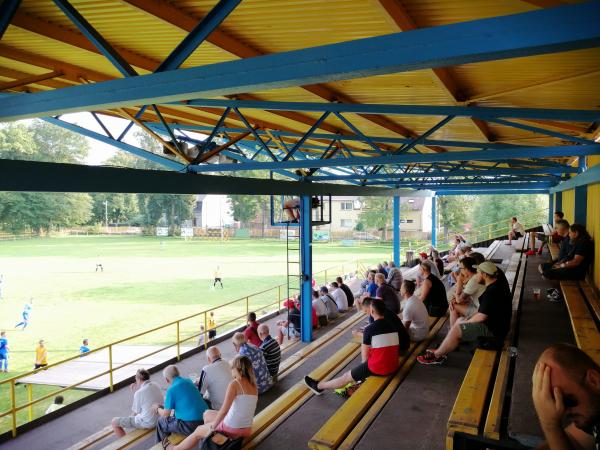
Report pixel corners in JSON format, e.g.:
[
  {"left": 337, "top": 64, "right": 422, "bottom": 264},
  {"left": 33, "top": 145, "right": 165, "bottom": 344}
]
[
  {"left": 229, "top": 195, "right": 259, "bottom": 225},
  {"left": 471, "top": 194, "right": 547, "bottom": 236},
  {"left": 90, "top": 193, "right": 139, "bottom": 225},
  {"left": 358, "top": 197, "right": 394, "bottom": 240},
  {"left": 437, "top": 195, "right": 474, "bottom": 238}
]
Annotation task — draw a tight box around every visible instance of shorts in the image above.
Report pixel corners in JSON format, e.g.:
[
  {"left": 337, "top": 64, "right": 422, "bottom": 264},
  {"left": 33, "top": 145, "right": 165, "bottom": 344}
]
[
  {"left": 463, "top": 303, "right": 479, "bottom": 320},
  {"left": 215, "top": 421, "right": 252, "bottom": 438},
  {"left": 208, "top": 329, "right": 216, "bottom": 339},
  {"left": 0, "top": 353, "right": 7, "bottom": 360},
  {"left": 113, "top": 416, "right": 150, "bottom": 430},
  {"left": 459, "top": 322, "right": 494, "bottom": 342},
  {"left": 318, "top": 315, "right": 328, "bottom": 327},
  {"left": 280, "top": 326, "right": 300, "bottom": 338},
  {"left": 350, "top": 362, "right": 373, "bottom": 382},
  {"left": 513, "top": 231, "right": 523, "bottom": 239},
  {"left": 408, "top": 327, "right": 428, "bottom": 342}
]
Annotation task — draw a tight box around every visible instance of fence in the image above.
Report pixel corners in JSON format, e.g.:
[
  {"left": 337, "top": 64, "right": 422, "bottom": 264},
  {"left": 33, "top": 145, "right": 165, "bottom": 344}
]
[{"left": 0, "top": 259, "right": 366, "bottom": 438}]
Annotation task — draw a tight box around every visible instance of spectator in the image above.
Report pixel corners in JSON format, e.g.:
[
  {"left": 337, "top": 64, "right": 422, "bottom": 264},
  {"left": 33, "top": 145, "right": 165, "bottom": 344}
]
[
  {"left": 375, "top": 273, "right": 400, "bottom": 315},
  {"left": 336, "top": 276, "right": 355, "bottom": 309},
  {"left": 304, "top": 299, "right": 400, "bottom": 395},
  {"left": 531, "top": 211, "right": 565, "bottom": 255},
  {"left": 276, "top": 299, "right": 301, "bottom": 344},
  {"left": 258, "top": 324, "right": 281, "bottom": 380},
  {"left": 358, "top": 297, "right": 410, "bottom": 353},
  {"left": 197, "top": 347, "right": 232, "bottom": 411},
  {"left": 400, "top": 280, "right": 429, "bottom": 342},
  {"left": 366, "top": 271, "right": 378, "bottom": 298},
  {"left": 418, "top": 263, "right": 448, "bottom": 318},
  {"left": 112, "top": 368, "right": 163, "bottom": 437},
  {"left": 417, "top": 261, "right": 512, "bottom": 365},
  {"left": 358, "top": 270, "right": 371, "bottom": 296},
  {"left": 232, "top": 332, "right": 273, "bottom": 394},
  {"left": 34, "top": 339, "right": 48, "bottom": 369},
  {"left": 244, "top": 312, "right": 262, "bottom": 347},
  {"left": 448, "top": 257, "right": 486, "bottom": 327},
  {"left": 319, "top": 286, "right": 339, "bottom": 321},
  {"left": 80, "top": 339, "right": 90, "bottom": 355},
  {"left": 377, "top": 263, "right": 387, "bottom": 276},
  {"left": 0, "top": 331, "right": 8, "bottom": 373},
  {"left": 385, "top": 262, "right": 403, "bottom": 291},
  {"left": 469, "top": 252, "right": 486, "bottom": 265},
  {"left": 330, "top": 282, "right": 348, "bottom": 312},
  {"left": 208, "top": 311, "right": 217, "bottom": 340},
  {"left": 540, "top": 222, "right": 592, "bottom": 281},
  {"left": 506, "top": 216, "right": 525, "bottom": 245},
  {"left": 431, "top": 250, "right": 444, "bottom": 277},
  {"left": 154, "top": 365, "right": 207, "bottom": 443},
  {"left": 312, "top": 289, "right": 328, "bottom": 327},
  {"left": 45, "top": 395, "right": 65, "bottom": 414},
  {"left": 532, "top": 344, "right": 600, "bottom": 450},
  {"left": 171, "top": 355, "right": 258, "bottom": 449}
]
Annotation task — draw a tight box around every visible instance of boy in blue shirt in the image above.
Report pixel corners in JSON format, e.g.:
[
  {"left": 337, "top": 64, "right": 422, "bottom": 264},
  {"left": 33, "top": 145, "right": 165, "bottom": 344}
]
[{"left": 0, "top": 331, "right": 8, "bottom": 372}]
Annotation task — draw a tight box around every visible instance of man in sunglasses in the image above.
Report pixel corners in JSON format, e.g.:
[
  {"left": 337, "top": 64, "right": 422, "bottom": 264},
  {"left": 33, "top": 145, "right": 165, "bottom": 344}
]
[{"left": 532, "top": 344, "right": 600, "bottom": 449}]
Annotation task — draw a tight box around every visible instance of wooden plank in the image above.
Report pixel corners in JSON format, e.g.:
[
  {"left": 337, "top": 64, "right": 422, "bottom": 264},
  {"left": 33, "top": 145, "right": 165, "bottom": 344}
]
[
  {"left": 549, "top": 243, "right": 560, "bottom": 260},
  {"left": 561, "top": 282, "right": 592, "bottom": 320},
  {"left": 66, "top": 425, "right": 113, "bottom": 450},
  {"left": 309, "top": 316, "right": 447, "bottom": 450},
  {"left": 561, "top": 281, "right": 600, "bottom": 366},
  {"left": 337, "top": 317, "right": 449, "bottom": 450},
  {"left": 98, "top": 428, "right": 152, "bottom": 450},
  {"left": 447, "top": 349, "right": 497, "bottom": 435},
  {"left": 580, "top": 282, "right": 600, "bottom": 323},
  {"left": 483, "top": 349, "right": 510, "bottom": 440},
  {"left": 148, "top": 433, "right": 185, "bottom": 450}
]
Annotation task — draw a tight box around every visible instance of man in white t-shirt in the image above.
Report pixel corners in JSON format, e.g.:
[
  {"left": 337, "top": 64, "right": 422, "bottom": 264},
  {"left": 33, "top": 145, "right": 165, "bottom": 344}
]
[
  {"left": 197, "top": 346, "right": 232, "bottom": 410},
  {"left": 329, "top": 282, "right": 348, "bottom": 312},
  {"left": 312, "top": 290, "right": 328, "bottom": 327},
  {"left": 111, "top": 368, "right": 164, "bottom": 437},
  {"left": 400, "top": 280, "right": 429, "bottom": 342},
  {"left": 506, "top": 216, "right": 525, "bottom": 245}
]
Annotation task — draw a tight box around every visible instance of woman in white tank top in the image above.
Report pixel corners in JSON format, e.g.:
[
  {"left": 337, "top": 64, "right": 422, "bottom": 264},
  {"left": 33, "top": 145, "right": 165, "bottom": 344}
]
[{"left": 170, "top": 355, "right": 258, "bottom": 450}]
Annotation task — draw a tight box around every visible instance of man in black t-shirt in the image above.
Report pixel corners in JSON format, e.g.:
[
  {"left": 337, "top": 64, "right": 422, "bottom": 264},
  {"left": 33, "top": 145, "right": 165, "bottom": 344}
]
[
  {"left": 375, "top": 273, "right": 400, "bottom": 315},
  {"left": 532, "top": 344, "right": 600, "bottom": 450},
  {"left": 418, "top": 261, "right": 511, "bottom": 365},
  {"left": 540, "top": 223, "right": 593, "bottom": 281},
  {"left": 336, "top": 277, "right": 355, "bottom": 309}
]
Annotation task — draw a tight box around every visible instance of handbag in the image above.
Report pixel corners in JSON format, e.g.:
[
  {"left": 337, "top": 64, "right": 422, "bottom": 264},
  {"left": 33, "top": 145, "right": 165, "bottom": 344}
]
[{"left": 200, "top": 432, "right": 243, "bottom": 450}]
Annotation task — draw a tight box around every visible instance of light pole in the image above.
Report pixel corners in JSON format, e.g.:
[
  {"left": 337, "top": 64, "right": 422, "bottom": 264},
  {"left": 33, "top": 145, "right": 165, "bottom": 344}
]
[{"left": 103, "top": 200, "right": 108, "bottom": 232}]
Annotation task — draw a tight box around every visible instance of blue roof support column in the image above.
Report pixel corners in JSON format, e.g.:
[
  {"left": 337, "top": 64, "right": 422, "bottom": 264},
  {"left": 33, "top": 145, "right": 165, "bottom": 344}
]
[
  {"left": 393, "top": 196, "right": 401, "bottom": 266},
  {"left": 299, "top": 195, "right": 313, "bottom": 343},
  {"left": 578, "top": 156, "right": 588, "bottom": 174},
  {"left": 431, "top": 196, "right": 437, "bottom": 248},
  {"left": 548, "top": 193, "right": 554, "bottom": 224},
  {"left": 555, "top": 191, "right": 563, "bottom": 212},
  {"left": 574, "top": 185, "right": 588, "bottom": 225}
]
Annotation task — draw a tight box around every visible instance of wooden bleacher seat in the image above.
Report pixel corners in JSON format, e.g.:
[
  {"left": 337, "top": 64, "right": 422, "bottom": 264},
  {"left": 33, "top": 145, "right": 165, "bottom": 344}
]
[
  {"left": 98, "top": 428, "right": 153, "bottom": 450},
  {"left": 67, "top": 425, "right": 113, "bottom": 450},
  {"left": 308, "top": 315, "right": 448, "bottom": 450},
  {"left": 148, "top": 433, "right": 185, "bottom": 450}
]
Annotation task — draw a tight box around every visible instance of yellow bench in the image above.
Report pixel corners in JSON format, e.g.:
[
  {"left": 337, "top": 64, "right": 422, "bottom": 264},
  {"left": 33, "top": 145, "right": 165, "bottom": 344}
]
[
  {"left": 561, "top": 281, "right": 600, "bottom": 366},
  {"left": 98, "top": 428, "right": 153, "bottom": 450},
  {"left": 67, "top": 425, "right": 113, "bottom": 450},
  {"left": 308, "top": 315, "right": 448, "bottom": 450},
  {"left": 148, "top": 433, "right": 185, "bottom": 450}
]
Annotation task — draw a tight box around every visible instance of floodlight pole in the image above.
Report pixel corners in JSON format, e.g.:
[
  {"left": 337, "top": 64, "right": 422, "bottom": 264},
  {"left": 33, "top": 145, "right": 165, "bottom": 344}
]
[
  {"left": 299, "top": 195, "right": 313, "bottom": 343},
  {"left": 393, "top": 196, "right": 401, "bottom": 265}
]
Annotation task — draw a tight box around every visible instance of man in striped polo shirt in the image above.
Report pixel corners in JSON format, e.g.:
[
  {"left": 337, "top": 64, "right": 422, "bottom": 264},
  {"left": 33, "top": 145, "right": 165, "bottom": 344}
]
[
  {"left": 304, "top": 299, "right": 399, "bottom": 395},
  {"left": 258, "top": 324, "right": 281, "bottom": 381}
]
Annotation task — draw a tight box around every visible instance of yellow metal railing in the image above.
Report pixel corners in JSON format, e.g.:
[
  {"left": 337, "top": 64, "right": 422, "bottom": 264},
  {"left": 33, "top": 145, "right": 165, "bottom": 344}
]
[{"left": 0, "top": 259, "right": 365, "bottom": 437}]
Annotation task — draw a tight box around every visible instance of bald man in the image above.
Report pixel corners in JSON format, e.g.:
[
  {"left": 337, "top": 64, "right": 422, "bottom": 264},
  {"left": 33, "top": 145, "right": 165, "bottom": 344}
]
[
  {"left": 197, "top": 347, "right": 232, "bottom": 410},
  {"left": 532, "top": 344, "right": 600, "bottom": 449}
]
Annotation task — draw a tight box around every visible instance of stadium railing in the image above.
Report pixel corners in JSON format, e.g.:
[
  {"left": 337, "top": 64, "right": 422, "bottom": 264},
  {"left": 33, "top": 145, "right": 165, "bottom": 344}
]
[{"left": 0, "top": 259, "right": 369, "bottom": 438}]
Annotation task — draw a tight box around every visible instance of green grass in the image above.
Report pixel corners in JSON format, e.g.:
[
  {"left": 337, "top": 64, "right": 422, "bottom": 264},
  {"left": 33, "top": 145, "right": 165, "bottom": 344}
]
[{"left": 0, "top": 235, "right": 391, "bottom": 433}]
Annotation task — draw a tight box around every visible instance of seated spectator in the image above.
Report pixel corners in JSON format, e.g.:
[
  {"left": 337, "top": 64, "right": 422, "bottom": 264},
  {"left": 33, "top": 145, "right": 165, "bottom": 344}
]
[
  {"left": 258, "top": 324, "right": 281, "bottom": 380},
  {"left": 330, "top": 281, "right": 348, "bottom": 312},
  {"left": 469, "top": 251, "right": 485, "bottom": 265},
  {"left": 365, "top": 271, "right": 378, "bottom": 298},
  {"left": 539, "top": 223, "right": 593, "bottom": 281},
  {"left": 382, "top": 261, "right": 390, "bottom": 274},
  {"left": 112, "top": 368, "right": 163, "bottom": 437},
  {"left": 430, "top": 250, "right": 444, "bottom": 278},
  {"left": 244, "top": 312, "right": 262, "bottom": 347},
  {"left": 532, "top": 344, "right": 600, "bottom": 450},
  {"left": 375, "top": 273, "right": 401, "bottom": 315},
  {"left": 171, "top": 355, "right": 258, "bottom": 449},
  {"left": 319, "top": 286, "right": 339, "bottom": 321},
  {"left": 400, "top": 280, "right": 429, "bottom": 342},
  {"left": 304, "top": 299, "right": 400, "bottom": 395},
  {"left": 385, "top": 262, "right": 403, "bottom": 291},
  {"left": 154, "top": 365, "right": 207, "bottom": 443},
  {"left": 336, "top": 276, "right": 355, "bottom": 309},
  {"left": 377, "top": 263, "right": 388, "bottom": 276},
  {"left": 419, "top": 262, "right": 448, "bottom": 317},
  {"left": 530, "top": 211, "right": 565, "bottom": 255},
  {"left": 358, "top": 270, "right": 371, "bottom": 296},
  {"left": 506, "top": 216, "right": 525, "bottom": 245},
  {"left": 417, "top": 261, "right": 511, "bottom": 365},
  {"left": 358, "top": 297, "right": 410, "bottom": 353},
  {"left": 45, "top": 395, "right": 65, "bottom": 414},
  {"left": 312, "top": 289, "right": 328, "bottom": 327},
  {"left": 197, "top": 347, "right": 232, "bottom": 410},
  {"left": 232, "top": 332, "right": 273, "bottom": 394},
  {"left": 446, "top": 235, "right": 466, "bottom": 262},
  {"left": 448, "top": 257, "right": 486, "bottom": 327}
]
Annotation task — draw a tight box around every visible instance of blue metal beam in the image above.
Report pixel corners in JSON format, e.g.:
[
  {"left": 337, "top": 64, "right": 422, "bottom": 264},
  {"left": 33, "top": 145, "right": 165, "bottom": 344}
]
[
  {"left": 182, "top": 98, "right": 600, "bottom": 123},
  {"left": 4, "top": 1, "right": 600, "bottom": 121},
  {"left": 300, "top": 195, "right": 313, "bottom": 343},
  {"left": 393, "top": 196, "right": 401, "bottom": 265},
  {"left": 435, "top": 189, "right": 549, "bottom": 196},
  {"left": 486, "top": 118, "right": 597, "bottom": 145},
  {"left": 282, "top": 112, "right": 331, "bottom": 161},
  {"left": 431, "top": 197, "right": 437, "bottom": 248},
  {"left": 548, "top": 193, "right": 554, "bottom": 223},
  {"left": 549, "top": 163, "right": 600, "bottom": 193},
  {"left": 188, "top": 144, "right": 600, "bottom": 173},
  {"left": 0, "top": 0, "right": 21, "bottom": 40},
  {"left": 52, "top": 0, "right": 137, "bottom": 77},
  {"left": 155, "top": 0, "right": 241, "bottom": 72}
]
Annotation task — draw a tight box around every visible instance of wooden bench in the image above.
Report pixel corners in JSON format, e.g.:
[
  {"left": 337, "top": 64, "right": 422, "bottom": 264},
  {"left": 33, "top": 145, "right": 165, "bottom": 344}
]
[
  {"left": 67, "top": 425, "right": 113, "bottom": 450},
  {"left": 447, "top": 237, "right": 527, "bottom": 449},
  {"left": 98, "top": 428, "right": 153, "bottom": 450},
  {"left": 148, "top": 433, "right": 185, "bottom": 450},
  {"left": 308, "top": 315, "right": 448, "bottom": 450}
]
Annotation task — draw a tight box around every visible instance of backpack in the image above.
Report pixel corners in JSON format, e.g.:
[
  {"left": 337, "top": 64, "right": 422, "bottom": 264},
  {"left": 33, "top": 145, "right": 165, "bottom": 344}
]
[{"left": 200, "top": 432, "right": 242, "bottom": 450}]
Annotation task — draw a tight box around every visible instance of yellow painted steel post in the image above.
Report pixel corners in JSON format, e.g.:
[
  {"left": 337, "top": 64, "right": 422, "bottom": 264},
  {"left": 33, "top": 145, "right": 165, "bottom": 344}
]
[
  {"left": 27, "top": 384, "right": 33, "bottom": 421},
  {"left": 176, "top": 321, "right": 181, "bottom": 361},
  {"left": 10, "top": 380, "right": 16, "bottom": 437},
  {"left": 204, "top": 312, "right": 208, "bottom": 350},
  {"left": 108, "top": 345, "right": 114, "bottom": 392}
]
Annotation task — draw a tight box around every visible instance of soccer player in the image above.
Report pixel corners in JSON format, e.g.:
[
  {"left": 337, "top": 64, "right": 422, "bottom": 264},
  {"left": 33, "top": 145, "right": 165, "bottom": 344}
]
[
  {"left": 80, "top": 339, "right": 90, "bottom": 355},
  {"left": 213, "top": 266, "right": 223, "bottom": 289},
  {"left": 0, "top": 331, "right": 9, "bottom": 372},
  {"left": 15, "top": 299, "right": 33, "bottom": 330}
]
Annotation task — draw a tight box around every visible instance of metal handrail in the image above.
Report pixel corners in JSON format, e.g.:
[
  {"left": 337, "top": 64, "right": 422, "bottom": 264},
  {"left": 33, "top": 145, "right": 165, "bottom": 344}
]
[{"left": 0, "top": 259, "right": 363, "bottom": 437}]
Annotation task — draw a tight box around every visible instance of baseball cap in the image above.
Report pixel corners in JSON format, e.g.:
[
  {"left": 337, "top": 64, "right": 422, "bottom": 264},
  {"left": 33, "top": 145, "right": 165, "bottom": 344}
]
[{"left": 474, "top": 261, "right": 498, "bottom": 276}]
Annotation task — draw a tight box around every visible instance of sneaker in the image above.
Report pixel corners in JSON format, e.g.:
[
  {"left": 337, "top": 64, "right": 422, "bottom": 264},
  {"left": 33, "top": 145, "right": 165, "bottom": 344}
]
[
  {"left": 546, "top": 288, "right": 559, "bottom": 296},
  {"left": 334, "top": 382, "right": 358, "bottom": 398},
  {"left": 526, "top": 250, "right": 535, "bottom": 256},
  {"left": 417, "top": 350, "right": 447, "bottom": 365},
  {"left": 304, "top": 376, "right": 323, "bottom": 395},
  {"left": 548, "top": 295, "right": 562, "bottom": 303},
  {"left": 538, "top": 264, "right": 544, "bottom": 275}
]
